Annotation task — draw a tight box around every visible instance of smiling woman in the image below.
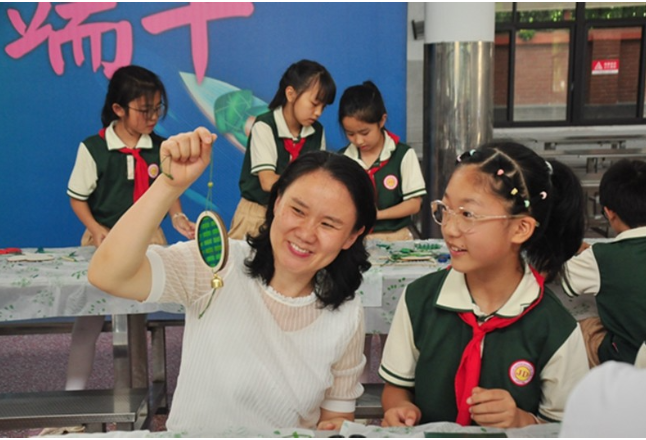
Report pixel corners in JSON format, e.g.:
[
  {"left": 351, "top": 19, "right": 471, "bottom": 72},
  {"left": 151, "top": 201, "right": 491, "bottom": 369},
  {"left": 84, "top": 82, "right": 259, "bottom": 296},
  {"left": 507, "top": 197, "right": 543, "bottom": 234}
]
[
  {"left": 87, "top": 128, "right": 377, "bottom": 434},
  {"left": 247, "top": 150, "right": 377, "bottom": 309}
]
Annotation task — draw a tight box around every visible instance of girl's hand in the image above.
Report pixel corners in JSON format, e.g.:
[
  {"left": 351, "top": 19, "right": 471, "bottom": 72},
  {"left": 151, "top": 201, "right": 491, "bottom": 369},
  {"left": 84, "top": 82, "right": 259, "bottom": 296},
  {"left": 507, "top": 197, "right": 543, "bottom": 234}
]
[
  {"left": 381, "top": 403, "right": 421, "bottom": 427},
  {"left": 171, "top": 213, "right": 196, "bottom": 240},
  {"left": 317, "top": 417, "right": 347, "bottom": 431},
  {"left": 160, "top": 127, "right": 216, "bottom": 189},
  {"left": 317, "top": 409, "right": 353, "bottom": 430},
  {"left": 89, "top": 224, "right": 110, "bottom": 247},
  {"left": 467, "top": 387, "right": 537, "bottom": 428}
]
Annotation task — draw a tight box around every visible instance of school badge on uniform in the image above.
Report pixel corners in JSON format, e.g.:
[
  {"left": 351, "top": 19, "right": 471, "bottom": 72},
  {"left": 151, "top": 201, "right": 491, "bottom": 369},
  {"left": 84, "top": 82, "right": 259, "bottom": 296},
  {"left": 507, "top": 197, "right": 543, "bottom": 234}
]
[
  {"left": 148, "top": 163, "right": 160, "bottom": 179},
  {"left": 509, "top": 360, "right": 535, "bottom": 386},
  {"left": 383, "top": 174, "right": 399, "bottom": 190}
]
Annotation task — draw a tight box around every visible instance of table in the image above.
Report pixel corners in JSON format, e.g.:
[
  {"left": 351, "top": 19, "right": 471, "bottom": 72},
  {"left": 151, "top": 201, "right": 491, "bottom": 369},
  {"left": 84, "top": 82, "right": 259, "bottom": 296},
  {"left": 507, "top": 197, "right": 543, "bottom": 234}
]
[
  {"left": 0, "top": 246, "right": 184, "bottom": 389},
  {"left": 50, "top": 419, "right": 562, "bottom": 437},
  {"left": 542, "top": 134, "right": 646, "bottom": 150},
  {"left": 1, "top": 242, "right": 598, "bottom": 388},
  {"left": 540, "top": 147, "right": 646, "bottom": 172},
  {"left": 359, "top": 240, "right": 447, "bottom": 334}
]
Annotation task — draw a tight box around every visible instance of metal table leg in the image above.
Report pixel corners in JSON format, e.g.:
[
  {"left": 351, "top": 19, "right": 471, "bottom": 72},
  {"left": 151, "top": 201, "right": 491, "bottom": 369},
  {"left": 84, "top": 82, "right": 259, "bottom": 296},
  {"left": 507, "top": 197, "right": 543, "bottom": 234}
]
[{"left": 112, "top": 314, "right": 149, "bottom": 389}]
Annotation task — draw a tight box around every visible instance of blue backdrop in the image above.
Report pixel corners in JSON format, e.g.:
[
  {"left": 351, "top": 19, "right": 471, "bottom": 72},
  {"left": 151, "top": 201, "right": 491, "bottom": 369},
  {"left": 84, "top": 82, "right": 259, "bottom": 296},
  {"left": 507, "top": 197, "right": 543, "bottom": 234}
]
[{"left": 1, "top": 2, "right": 406, "bottom": 247}]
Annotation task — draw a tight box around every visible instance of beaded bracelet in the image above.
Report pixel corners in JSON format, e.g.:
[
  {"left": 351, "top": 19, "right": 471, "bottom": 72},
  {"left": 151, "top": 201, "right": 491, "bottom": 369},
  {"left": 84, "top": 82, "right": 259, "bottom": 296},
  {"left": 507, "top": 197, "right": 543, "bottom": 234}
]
[{"left": 172, "top": 212, "right": 189, "bottom": 222}]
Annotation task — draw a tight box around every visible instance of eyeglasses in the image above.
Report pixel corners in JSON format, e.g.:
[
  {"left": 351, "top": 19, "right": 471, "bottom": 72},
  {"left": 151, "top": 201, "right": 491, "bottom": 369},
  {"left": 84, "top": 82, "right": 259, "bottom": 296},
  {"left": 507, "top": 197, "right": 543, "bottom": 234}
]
[
  {"left": 431, "top": 200, "right": 526, "bottom": 233},
  {"left": 128, "top": 103, "right": 166, "bottom": 120}
]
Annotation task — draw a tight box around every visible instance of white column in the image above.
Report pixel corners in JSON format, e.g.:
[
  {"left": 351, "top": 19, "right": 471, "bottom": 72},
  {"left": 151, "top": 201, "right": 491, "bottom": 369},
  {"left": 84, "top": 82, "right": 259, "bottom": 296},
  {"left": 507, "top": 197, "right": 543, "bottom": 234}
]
[{"left": 422, "top": 2, "right": 495, "bottom": 237}]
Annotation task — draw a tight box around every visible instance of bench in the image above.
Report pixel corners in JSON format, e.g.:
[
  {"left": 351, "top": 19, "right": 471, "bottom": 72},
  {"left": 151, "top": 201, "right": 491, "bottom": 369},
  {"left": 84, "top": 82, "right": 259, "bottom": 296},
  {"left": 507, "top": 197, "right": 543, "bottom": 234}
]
[
  {"left": 0, "top": 316, "right": 179, "bottom": 430},
  {"left": 0, "top": 319, "right": 107, "bottom": 336},
  {"left": 0, "top": 388, "right": 148, "bottom": 432}
]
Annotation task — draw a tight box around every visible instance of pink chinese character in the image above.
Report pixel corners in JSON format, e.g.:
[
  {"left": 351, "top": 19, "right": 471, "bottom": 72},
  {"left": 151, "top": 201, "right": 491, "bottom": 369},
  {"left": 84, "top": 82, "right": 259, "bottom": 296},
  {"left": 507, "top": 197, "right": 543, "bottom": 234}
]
[
  {"left": 5, "top": 2, "right": 133, "bottom": 78},
  {"left": 142, "top": 3, "right": 254, "bottom": 83}
]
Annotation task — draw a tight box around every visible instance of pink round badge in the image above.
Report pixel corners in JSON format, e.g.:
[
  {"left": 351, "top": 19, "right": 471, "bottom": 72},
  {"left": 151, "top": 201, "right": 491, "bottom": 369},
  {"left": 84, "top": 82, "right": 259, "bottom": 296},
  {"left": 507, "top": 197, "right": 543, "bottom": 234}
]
[
  {"left": 509, "top": 360, "right": 535, "bottom": 386},
  {"left": 148, "top": 163, "right": 160, "bottom": 179},
  {"left": 383, "top": 174, "right": 399, "bottom": 190}
]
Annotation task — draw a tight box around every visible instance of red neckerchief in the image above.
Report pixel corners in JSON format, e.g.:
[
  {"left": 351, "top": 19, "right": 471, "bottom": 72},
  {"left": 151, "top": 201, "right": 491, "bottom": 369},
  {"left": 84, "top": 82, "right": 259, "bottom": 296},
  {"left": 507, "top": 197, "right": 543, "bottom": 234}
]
[
  {"left": 283, "top": 137, "right": 306, "bottom": 162},
  {"left": 454, "top": 266, "right": 545, "bottom": 426},
  {"left": 365, "top": 130, "right": 400, "bottom": 187},
  {"left": 366, "top": 160, "right": 389, "bottom": 187},
  {"left": 100, "top": 128, "right": 149, "bottom": 203}
]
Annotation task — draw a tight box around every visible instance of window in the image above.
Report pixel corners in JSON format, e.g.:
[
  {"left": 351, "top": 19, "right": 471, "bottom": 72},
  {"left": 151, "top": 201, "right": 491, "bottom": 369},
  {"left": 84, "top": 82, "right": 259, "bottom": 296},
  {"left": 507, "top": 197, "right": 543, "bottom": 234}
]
[{"left": 495, "top": 2, "right": 646, "bottom": 126}]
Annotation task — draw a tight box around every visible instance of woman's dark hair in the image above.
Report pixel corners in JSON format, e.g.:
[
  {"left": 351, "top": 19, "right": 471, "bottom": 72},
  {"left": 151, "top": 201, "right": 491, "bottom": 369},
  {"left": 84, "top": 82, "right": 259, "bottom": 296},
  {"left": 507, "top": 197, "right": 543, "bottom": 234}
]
[
  {"left": 268, "top": 60, "right": 336, "bottom": 111},
  {"left": 599, "top": 159, "right": 646, "bottom": 228},
  {"left": 245, "top": 150, "right": 376, "bottom": 309},
  {"left": 101, "top": 65, "right": 168, "bottom": 127},
  {"left": 338, "top": 80, "right": 387, "bottom": 126},
  {"left": 457, "top": 142, "right": 585, "bottom": 283}
]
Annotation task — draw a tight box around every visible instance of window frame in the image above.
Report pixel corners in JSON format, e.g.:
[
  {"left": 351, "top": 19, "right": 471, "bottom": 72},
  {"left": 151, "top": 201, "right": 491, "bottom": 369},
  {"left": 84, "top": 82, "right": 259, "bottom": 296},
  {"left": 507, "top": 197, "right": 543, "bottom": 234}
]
[{"left": 495, "top": 2, "right": 646, "bottom": 127}]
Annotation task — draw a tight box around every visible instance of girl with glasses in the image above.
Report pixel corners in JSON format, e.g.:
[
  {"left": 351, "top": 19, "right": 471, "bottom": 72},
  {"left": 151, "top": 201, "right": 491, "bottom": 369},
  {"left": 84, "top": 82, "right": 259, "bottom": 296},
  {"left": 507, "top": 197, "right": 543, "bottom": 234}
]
[
  {"left": 380, "top": 142, "right": 590, "bottom": 429},
  {"left": 63, "top": 66, "right": 195, "bottom": 421}
]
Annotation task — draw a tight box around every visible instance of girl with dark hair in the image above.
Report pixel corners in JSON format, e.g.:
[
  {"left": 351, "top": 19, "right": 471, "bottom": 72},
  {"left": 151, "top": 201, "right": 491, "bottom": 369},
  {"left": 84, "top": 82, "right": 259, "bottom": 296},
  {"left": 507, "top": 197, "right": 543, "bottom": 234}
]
[
  {"left": 88, "top": 128, "right": 376, "bottom": 432},
  {"left": 230, "top": 59, "right": 336, "bottom": 240},
  {"left": 62, "top": 66, "right": 193, "bottom": 417},
  {"left": 380, "top": 142, "right": 589, "bottom": 429},
  {"left": 339, "top": 81, "right": 426, "bottom": 240}
]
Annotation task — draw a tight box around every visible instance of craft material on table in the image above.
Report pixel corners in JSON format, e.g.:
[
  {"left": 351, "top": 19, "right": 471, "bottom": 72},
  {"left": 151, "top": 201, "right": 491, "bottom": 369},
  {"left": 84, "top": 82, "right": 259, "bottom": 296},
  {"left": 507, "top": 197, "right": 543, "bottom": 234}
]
[{"left": 366, "top": 240, "right": 450, "bottom": 266}]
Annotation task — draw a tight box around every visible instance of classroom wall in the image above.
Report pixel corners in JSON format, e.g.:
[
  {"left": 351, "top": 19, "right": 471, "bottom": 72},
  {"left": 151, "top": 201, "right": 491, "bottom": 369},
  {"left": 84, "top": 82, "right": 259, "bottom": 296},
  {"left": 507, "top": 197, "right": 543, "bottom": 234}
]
[{"left": 0, "top": 2, "right": 406, "bottom": 247}]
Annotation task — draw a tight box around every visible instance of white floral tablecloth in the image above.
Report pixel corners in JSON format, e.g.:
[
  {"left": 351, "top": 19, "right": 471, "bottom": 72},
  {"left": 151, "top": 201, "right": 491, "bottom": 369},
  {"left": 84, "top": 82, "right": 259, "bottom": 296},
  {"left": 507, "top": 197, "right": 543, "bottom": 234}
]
[
  {"left": 0, "top": 247, "right": 184, "bottom": 322},
  {"left": 55, "top": 419, "right": 561, "bottom": 437},
  {"left": 0, "top": 242, "right": 597, "bottom": 331}
]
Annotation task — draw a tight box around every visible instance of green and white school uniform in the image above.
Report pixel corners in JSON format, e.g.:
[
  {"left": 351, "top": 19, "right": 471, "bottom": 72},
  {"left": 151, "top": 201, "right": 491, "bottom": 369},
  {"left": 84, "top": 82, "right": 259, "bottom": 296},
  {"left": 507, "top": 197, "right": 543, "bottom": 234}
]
[
  {"left": 379, "top": 265, "right": 589, "bottom": 424},
  {"left": 229, "top": 108, "right": 326, "bottom": 240},
  {"left": 341, "top": 131, "right": 426, "bottom": 233},
  {"left": 67, "top": 121, "right": 164, "bottom": 229},
  {"left": 562, "top": 226, "right": 646, "bottom": 364},
  {"left": 238, "top": 107, "right": 325, "bottom": 206}
]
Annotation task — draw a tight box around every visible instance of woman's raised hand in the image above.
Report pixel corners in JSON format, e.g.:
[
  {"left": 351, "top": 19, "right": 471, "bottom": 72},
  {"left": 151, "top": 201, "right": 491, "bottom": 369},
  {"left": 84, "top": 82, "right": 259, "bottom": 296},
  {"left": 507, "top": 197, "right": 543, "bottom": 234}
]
[{"left": 160, "top": 127, "right": 217, "bottom": 189}]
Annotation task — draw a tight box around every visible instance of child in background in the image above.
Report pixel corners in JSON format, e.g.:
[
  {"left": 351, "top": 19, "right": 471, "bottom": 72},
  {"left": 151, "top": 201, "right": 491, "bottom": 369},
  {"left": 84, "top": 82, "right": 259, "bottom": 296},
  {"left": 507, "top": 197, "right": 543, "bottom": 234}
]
[
  {"left": 380, "top": 142, "right": 589, "bottom": 428},
  {"left": 229, "top": 59, "right": 336, "bottom": 240},
  {"left": 65, "top": 65, "right": 194, "bottom": 394},
  {"left": 562, "top": 159, "right": 646, "bottom": 366},
  {"left": 338, "top": 81, "right": 426, "bottom": 241}
]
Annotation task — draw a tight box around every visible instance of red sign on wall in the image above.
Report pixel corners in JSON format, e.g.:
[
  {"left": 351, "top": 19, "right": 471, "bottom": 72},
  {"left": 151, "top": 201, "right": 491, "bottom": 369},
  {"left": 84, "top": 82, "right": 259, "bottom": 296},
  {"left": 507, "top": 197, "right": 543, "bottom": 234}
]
[{"left": 592, "top": 59, "right": 620, "bottom": 75}]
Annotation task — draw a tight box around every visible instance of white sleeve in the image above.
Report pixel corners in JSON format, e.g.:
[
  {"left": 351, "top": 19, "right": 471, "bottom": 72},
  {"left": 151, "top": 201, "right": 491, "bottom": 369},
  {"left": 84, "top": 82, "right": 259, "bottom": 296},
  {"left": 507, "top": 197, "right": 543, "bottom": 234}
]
[
  {"left": 145, "top": 240, "right": 235, "bottom": 307},
  {"left": 559, "top": 361, "right": 646, "bottom": 438},
  {"left": 249, "top": 121, "right": 278, "bottom": 174},
  {"left": 538, "top": 323, "right": 590, "bottom": 422},
  {"left": 321, "top": 303, "right": 366, "bottom": 413},
  {"left": 66, "top": 142, "right": 98, "bottom": 200},
  {"left": 561, "top": 246, "right": 601, "bottom": 297},
  {"left": 320, "top": 128, "right": 327, "bottom": 151},
  {"left": 400, "top": 148, "right": 426, "bottom": 200},
  {"left": 378, "top": 289, "right": 418, "bottom": 387}
]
